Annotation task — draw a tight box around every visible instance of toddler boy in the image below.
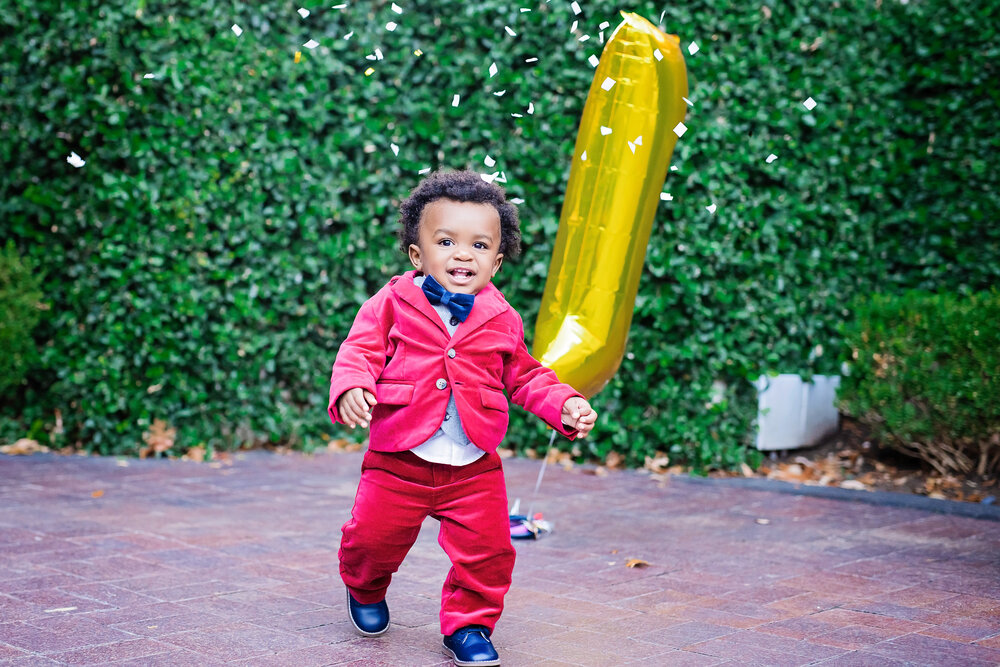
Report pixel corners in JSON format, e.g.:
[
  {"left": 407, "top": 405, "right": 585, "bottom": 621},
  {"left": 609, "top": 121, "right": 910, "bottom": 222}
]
[{"left": 328, "top": 170, "right": 596, "bottom": 666}]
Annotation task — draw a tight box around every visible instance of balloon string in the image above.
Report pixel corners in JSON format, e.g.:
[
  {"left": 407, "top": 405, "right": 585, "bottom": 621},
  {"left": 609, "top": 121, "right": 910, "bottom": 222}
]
[{"left": 527, "top": 429, "right": 558, "bottom": 520}]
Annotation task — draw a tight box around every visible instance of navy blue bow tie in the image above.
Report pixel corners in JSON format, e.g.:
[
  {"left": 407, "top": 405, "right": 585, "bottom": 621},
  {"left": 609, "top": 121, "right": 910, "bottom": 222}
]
[{"left": 421, "top": 274, "right": 475, "bottom": 323}]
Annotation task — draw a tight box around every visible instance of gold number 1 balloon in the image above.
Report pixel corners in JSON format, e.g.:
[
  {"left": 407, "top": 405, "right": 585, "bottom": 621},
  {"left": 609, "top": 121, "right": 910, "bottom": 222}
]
[{"left": 532, "top": 12, "right": 688, "bottom": 398}]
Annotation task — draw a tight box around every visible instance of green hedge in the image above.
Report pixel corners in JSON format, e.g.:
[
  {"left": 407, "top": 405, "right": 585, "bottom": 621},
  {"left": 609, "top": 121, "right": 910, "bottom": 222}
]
[
  {"left": 839, "top": 291, "right": 1000, "bottom": 476},
  {"left": 1, "top": 0, "right": 997, "bottom": 468},
  {"left": 0, "top": 243, "right": 44, "bottom": 395}
]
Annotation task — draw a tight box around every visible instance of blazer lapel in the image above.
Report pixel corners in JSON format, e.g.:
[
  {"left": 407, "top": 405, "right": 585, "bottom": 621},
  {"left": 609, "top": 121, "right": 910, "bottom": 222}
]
[
  {"left": 394, "top": 270, "right": 450, "bottom": 337},
  {"left": 451, "top": 281, "right": 510, "bottom": 344}
]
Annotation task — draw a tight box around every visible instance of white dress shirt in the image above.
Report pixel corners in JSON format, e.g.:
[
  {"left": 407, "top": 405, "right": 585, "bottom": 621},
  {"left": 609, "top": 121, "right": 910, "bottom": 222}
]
[{"left": 409, "top": 275, "right": 486, "bottom": 466}]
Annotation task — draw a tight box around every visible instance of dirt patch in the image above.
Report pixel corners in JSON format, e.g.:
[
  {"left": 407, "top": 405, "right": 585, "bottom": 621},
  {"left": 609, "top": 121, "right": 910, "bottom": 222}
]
[{"left": 715, "top": 417, "right": 998, "bottom": 504}]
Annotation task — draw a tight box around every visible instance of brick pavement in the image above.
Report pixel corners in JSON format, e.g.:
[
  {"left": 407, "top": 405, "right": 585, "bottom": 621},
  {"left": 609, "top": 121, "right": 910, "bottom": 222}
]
[{"left": 1, "top": 449, "right": 998, "bottom": 666}]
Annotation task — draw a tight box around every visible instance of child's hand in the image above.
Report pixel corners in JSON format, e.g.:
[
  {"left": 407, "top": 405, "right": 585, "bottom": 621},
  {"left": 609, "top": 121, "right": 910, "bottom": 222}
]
[
  {"left": 338, "top": 388, "right": 377, "bottom": 429},
  {"left": 561, "top": 396, "right": 597, "bottom": 438}
]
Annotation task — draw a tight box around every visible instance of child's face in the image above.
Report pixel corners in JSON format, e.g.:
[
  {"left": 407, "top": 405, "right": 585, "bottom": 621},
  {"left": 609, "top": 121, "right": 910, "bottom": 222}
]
[{"left": 408, "top": 199, "right": 504, "bottom": 295}]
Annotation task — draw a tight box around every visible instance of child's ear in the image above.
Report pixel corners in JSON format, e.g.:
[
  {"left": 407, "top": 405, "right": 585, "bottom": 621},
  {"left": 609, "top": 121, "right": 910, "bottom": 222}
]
[
  {"left": 408, "top": 243, "right": 422, "bottom": 271},
  {"left": 491, "top": 253, "right": 504, "bottom": 277}
]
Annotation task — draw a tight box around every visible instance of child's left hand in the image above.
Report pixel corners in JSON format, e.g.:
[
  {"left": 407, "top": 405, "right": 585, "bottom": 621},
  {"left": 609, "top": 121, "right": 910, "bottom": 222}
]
[{"left": 561, "top": 396, "right": 597, "bottom": 438}]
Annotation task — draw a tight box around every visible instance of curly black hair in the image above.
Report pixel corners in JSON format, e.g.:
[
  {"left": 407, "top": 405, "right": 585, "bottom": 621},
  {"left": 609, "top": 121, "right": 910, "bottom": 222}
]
[{"left": 398, "top": 170, "right": 521, "bottom": 260}]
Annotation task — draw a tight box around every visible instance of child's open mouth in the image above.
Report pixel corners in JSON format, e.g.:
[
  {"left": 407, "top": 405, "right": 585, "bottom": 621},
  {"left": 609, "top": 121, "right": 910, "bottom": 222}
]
[{"left": 449, "top": 268, "right": 475, "bottom": 282}]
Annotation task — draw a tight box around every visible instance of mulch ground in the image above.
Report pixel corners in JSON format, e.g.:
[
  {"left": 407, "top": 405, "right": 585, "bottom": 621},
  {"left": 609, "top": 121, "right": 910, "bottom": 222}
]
[{"left": 717, "top": 418, "right": 999, "bottom": 505}]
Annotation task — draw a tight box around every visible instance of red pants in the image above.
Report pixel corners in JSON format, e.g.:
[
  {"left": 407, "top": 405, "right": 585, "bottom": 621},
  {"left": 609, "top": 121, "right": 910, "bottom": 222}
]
[{"left": 339, "top": 449, "right": 516, "bottom": 636}]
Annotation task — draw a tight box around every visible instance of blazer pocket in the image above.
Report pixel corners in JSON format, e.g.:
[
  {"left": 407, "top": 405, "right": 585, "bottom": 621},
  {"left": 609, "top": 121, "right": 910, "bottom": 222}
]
[
  {"left": 479, "top": 386, "right": 508, "bottom": 412},
  {"left": 376, "top": 381, "right": 414, "bottom": 405}
]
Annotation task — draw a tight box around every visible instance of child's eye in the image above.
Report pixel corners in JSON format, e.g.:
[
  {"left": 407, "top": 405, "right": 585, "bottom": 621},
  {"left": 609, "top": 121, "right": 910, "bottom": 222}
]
[
  {"left": 438, "top": 239, "right": 453, "bottom": 246},
  {"left": 474, "top": 242, "right": 488, "bottom": 250}
]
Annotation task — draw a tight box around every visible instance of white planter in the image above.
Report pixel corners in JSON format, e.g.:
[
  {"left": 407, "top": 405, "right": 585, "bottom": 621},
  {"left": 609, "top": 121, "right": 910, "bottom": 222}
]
[{"left": 754, "top": 374, "right": 841, "bottom": 451}]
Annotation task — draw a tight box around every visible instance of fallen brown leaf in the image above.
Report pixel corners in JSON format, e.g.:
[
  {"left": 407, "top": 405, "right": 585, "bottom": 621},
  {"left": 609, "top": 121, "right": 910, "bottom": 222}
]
[
  {"left": 644, "top": 452, "right": 670, "bottom": 474},
  {"left": 0, "top": 439, "right": 50, "bottom": 455},
  {"left": 182, "top": 446, "right": 206, "bottom": 462},
  {"left": 142, "top": 419, "right": 176, "bottom": 457},
  {"left": 605, "top": 450, "right": 624, "bottom": 470},
  {"left": 625, "top": 558, "right": 649, "bottom": 569},
  {"left": 91, "top": 490, "right": 104, "bottom": 498}
]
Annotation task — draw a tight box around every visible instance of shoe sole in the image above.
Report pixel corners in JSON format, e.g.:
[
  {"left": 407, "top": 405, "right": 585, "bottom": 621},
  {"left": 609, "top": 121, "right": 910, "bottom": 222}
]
[
  {"left": 442, "top": 641, "right": 500, "bottom": 666},
  {"left": 347, "top": 590, "right": 389, "bottom": 637}
]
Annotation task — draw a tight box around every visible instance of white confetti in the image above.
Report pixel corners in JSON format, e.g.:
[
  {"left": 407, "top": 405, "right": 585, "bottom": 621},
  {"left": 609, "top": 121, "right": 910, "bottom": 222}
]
[
  {"left": 496, "top": 171, "right": 507, "bottom": 184},
  {"left": 510, "top": 197, "right": 525, "bottom": 204},
  {"left": 706, "top": 203, "right": 717, "bottom": 214},
  {"left": 682, "top": 96, "right": 693, "bottom": 106},
  {"left": 766, "top": 153, "right": 778, "bottom": 163},
  {"left": 343, "top": 31, "right": 354, "bottom": 40},
  {"left": 375, "top": 47, "right": 384, "bottom": 60},
  {"left": 525, "top": 57, "right": 538, "bottom": 63},
  {"left": 481, "top": 172, "right": 498, "bottom": 184},
  {"left": 505, "top": 25, "right": 516, "bottom": 36},
  {"left": 390, "top": 143, "right": 399, "bottom": 156},
  {"left": 386, "top": 21, "right": 397, "bottom": 31},
  {"left": 332, "top": 3, "right": 347, "bottom": 8},
  {"left": 599, "top": 21, "right": 609, "bottom": 29},
  {"left": 588, "top": 54, "right": 599, "bottom": 67},
  {"left": 600, "top": 126, "right": 612, "bottom": 136},
  {"left": 44, "top": 607, "right": 78, "bottom": 613},
  {"left": 143, "top": 73, "right": 155, "bottom": 79},
  {"left": 527, "top": 102, "right": 534, "bottom": 114},
  {"left": 688, "top": 42, "right": 699, "bottom": 55},
  {"left": 452, "top": 94, "right": 460, "bottom": 107},
  {"left": 579, "top": 34, "right": 590, "bottom": 42},
  {"left": 803, "top": 96, "right": 817, "bottom": 110},
  {"left": 418, "top": 166, "right": 431, "bottom": 174},
  {"left": 601, "top": 77, "right": 616, "bottom": 91},
  {"left": 489, "top": 62, "right": 498, "bottom": 77},
  {"left": 511, "top": 113, "right": 523, "bottom": 118},
  {"left": 571, "top": 1, "right": 582, "bottom": 15},
  {"left": 303, "top": 39, "right": 319, "bottom": 49},
  {"left": 484, "top": 155, "right": 496, "bottom": 167},
  {"left": 493, "top": 90, "right": 506, "bottom": 96},
  {"left": 672, "top": 121, "right": 687, "bottom": 137},
  {"left": 634, "top": 135, "right": 642, "bottom": 145},
  {"left": 297, "top": 8, "right": 310, "bottom": 18},
  {"left": 66, "top": 151, "right": 85, "bottom": 168},
  {"left": 231, "top": 24, "right": 243, "bottom": 36},
  {"left": 519, "top": 7, "right": 531, "bottom": 12},
  {"left": 391, "top": 2, "right": 403, "bottom": 13},
  {"left": 627, "top": 141, "right": 636, "bottom": 154},
  {"left": 670, "top": 165, "right": 679, "bottom": 171},
  {"left": 581, "top": 150, "right": 587, "bottom": 161},
  {"left": 660, "top": 192, "right": 673, "bottom": 201},
  {"left": 570, "top": 20, "right": 578, "bottom": 33},
  {"left": 366, "top": 54, "right": 377, "bottom": 61},
  {"left": 653, "top": 48, "right": 662, "bottom": 61}
]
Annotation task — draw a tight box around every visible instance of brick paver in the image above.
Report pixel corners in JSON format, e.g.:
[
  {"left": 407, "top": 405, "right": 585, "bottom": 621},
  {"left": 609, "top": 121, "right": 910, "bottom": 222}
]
[{"left": 1, "top": 450, "right": 998, "bottom": 666}]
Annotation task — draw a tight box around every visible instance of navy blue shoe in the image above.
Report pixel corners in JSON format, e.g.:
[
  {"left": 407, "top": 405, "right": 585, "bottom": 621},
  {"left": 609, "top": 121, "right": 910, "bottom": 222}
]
[
  {"left": 346, "top": 590, "right": 389, "bottom": 637},
  {"left": 442, "top": 625, "right": 500, "bottom": 666}
]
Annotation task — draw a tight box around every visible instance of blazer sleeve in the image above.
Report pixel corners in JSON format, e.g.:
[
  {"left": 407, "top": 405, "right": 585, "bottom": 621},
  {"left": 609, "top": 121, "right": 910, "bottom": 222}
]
[
  {"left": 328, "top": 287, "right": 393, "bottom": 425},
  {"left": 501, "top": 310, "right": 584, "bottom": 440}
]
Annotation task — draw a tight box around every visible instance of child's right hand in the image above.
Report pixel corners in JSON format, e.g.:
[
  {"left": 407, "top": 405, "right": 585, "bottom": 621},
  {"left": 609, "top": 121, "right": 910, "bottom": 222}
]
[{"left": 338, "top": 388, "right": 377, "bottom": 429}]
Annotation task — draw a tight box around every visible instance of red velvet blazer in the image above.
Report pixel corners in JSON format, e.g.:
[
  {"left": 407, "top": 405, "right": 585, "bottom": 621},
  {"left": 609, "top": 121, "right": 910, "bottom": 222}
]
[{"left": 328, "top": 271, "right": 582, "bottom": 453}]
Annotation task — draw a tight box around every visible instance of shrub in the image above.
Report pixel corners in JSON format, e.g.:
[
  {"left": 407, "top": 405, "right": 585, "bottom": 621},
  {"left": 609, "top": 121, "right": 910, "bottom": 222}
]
[
  {"left": 0, "top": 242, "right": 43, "bottom": 396},
  {"left": 839, "top": 291, "right": 1000, "bottom": 476}
]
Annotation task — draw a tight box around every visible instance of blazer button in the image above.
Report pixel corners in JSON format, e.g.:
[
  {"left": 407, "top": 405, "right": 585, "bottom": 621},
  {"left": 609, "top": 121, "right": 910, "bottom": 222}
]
[
  {"left": 449, "top": 316, "right": 459, "bottom": 326},
  {"left": 435, "top": 378, "right": 448, "bottom": 390},
  {"left": 447, "top": 348, "right": 456, "bottom": 358}
]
